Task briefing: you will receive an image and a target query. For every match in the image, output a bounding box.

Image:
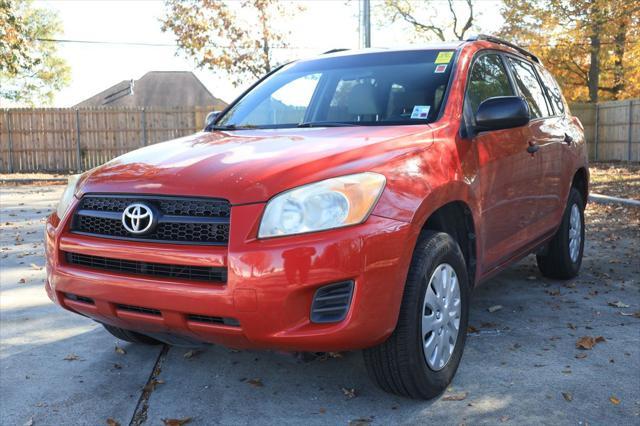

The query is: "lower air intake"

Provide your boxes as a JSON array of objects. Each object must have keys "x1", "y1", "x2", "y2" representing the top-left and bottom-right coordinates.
[{"x1": 310, "y1": 281, "x2": 354, "y2": 324}]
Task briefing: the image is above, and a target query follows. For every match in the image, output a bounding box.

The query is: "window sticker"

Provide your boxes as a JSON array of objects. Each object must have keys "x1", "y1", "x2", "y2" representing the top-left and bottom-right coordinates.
[
  {"x1": 434, "y1": 64, "x2": 447, "y2": 73},
  {"x1": 435, "y1": 51, "x2": 454, "y2": 64},
  {"x1": 410, "y1": 105, "x2": 431, "y2": 119}
]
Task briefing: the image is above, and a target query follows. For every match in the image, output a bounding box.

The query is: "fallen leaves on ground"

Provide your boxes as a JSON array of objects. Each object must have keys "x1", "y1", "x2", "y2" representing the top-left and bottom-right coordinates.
[
  {"x1": 114, "y1": 346, "x2": 126, "y2": 355},
  {"x1": 487, "y1": 305, "x2": 503, "y2": 313},
  {"x1": 161, "y1": 418, "x2": 192, "y2": 426},
  {"x1": 106, "y1": 419, "x2": 120, "y2": 426},
  {"x1": 576, "y1": 336, "x2": 606, "y2": 350},
  {"x1": 247, "y1": 378, "x2": 263, "y2": 388},
  {"x1": 608, "y1": 301, "x2": 630, "y2": 308},
  {"x1": 63, "y1": 354, "x2": 80, "y2": 361},
  {"x1": 341, "y1": 387, "x2": 357, "y2": 399},
  {"x1": 442, "y1": 392, "x2": 468, "y2": 401},
  {"x1": 562, "y1": 392, "x2": 573, "y2": 402},
  {"x1": 609, "y1": 395, "x2": 621, "y2": 405}
]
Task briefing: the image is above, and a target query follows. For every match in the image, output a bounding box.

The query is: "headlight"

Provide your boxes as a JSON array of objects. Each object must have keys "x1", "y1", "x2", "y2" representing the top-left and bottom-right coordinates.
[
  {"x1": 258, "y1": 172, "x2": 386, "y2": 238},
  {"x1": 56, "y1": 174, "x2": 81, "y2": 219}
]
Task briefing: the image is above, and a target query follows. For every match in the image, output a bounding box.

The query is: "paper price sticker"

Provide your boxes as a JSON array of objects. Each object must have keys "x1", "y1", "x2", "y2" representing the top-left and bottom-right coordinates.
[{"x1": 435, "y1": 51, "x2": 454, "y2": 64}]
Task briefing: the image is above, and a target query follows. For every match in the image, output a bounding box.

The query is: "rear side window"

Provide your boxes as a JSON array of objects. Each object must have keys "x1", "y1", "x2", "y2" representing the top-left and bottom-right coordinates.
[
  {"x1": 537, "y1": 66, "x2": 566, "y2": 115},
  {"x1": 466, "y1": 54, "x2": 514, "y2": 114},
  {"x1": 508, "y1": 58, "x2": 552, "y2": 118}
]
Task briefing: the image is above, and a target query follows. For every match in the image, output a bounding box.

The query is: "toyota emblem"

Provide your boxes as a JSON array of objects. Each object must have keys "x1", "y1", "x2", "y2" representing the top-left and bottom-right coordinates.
[{"x1": 122, "y1": 203, "x2": 155, "y2": 235}]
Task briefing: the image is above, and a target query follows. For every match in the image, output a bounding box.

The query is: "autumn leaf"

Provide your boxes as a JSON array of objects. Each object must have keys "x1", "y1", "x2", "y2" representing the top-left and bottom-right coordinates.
[
  {"x1": 575, "y1": 353, "x2": 587, "y2": 359},
  {"x1": 609, "y1": 396, "x2": 621, "y2": 405},
  {"x1": 183, "y1": 350, "x2": 201, "y2": 359},
  {"x1": 608, "y1": 301, "x2": 630, "y2": 308},
  {"x1": 114, "y1": 346, "x2": 126, "y2": 355},
  {"x1": 341, "y1": 387, "x2": 357, "y2": 399},
  {"x1": 620, "y1": 311, "x2": 640, "y2": 318},
  {"x1": 348, "y1": 417, "x2": 373, "y2": 426},
  {"x1": 576, "y1": 336, "x2": 606, "y2": 350},
  {"x1": 63, "y1": 354, "x2": 80, "y2": 361},
  {"x1": 161, "y1": 418, "x2": 192, "y2": 426},
  {"x1": 106, "y1": 419, "x2": 120, "y2": 426},
  {"x1": 18, "y1": 278, "x2": 26, "y2": 284},
  {"x1": 442, "y1": 391, "x2": 468, "y2": 401},
  {"x1": 467, "y1": 325, "x2": 479, "y2": 333},
  {"x1": 144, "y1": 379, "x2": 165, "y2": 392},
  {"x1": 562, "y1": 392, "x2": 573, "y2": 401},
  {"x1": 247, "y1": 378, "x2": 263, "y2": 388}
]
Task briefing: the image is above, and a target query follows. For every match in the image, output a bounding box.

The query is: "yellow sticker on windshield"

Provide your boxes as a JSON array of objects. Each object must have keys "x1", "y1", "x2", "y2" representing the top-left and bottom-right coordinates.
[{"x1": 435, "y1": 51, "x2": 454, "y2": 64}]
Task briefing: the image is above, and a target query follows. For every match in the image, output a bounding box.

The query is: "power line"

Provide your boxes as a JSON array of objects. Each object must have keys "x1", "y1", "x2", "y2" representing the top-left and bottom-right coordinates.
[
  {"x1": 37, "y1": 37, "x2": 638, "y2": 49},
  {"x1": 35, "y1": 38, "x2": 329, "y2": 50}
]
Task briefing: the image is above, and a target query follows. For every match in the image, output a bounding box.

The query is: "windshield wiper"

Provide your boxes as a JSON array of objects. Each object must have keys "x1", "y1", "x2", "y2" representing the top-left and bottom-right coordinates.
[
  {"x1": 210, "y1": 124, "x2": 239, "y2": 131},
  {"x1": 297, "y1": 121, "x2": 361, "y2": 128}
]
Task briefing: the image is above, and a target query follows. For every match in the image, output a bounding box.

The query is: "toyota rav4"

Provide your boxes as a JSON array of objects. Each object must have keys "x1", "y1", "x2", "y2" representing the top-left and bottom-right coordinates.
[{"x1": 46, "y1": 35, "x2": 588, "y2": 399}]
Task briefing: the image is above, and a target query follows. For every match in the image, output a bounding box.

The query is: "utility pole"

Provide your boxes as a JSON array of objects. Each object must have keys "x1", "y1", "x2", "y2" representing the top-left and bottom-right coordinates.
[{"x1": 360, "y1": 0, "x2": 371, "y2": 48}]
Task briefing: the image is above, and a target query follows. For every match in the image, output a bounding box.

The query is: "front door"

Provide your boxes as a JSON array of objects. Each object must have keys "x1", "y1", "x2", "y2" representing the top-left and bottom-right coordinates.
[{"x1": 464, "y1": 52, "x2": 542, "y2": 272}]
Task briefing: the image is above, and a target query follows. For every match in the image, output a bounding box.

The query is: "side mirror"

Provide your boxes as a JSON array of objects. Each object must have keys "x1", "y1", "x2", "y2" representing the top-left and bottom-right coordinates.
[
  {"x1": 205, "y1": 111, "x2": 221, "y2": 129},
  {"x1": 474, "y1": 96, "x2": 530, "y2": 133}
]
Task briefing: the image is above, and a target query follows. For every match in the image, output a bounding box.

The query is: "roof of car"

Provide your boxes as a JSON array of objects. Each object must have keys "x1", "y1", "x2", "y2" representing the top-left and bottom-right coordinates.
[{"x1": 314, "y1": 36, "x2": 539, "y2": 64}]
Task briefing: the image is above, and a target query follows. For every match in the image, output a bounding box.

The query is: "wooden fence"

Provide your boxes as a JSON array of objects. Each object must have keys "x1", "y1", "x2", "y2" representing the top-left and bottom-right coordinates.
[
  {"x1": 1, "y1": 100, "x2": 638, "y2": 173},
  {"x1": 570, "y1": 99, "x2": 640, "y2": 162},
  {"x1": 0, "y1": 106, "x2": 215, "y2": 173}
]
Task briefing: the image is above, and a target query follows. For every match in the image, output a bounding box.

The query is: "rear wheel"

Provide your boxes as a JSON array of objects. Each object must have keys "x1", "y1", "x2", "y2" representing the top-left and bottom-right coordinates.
[
  {"x1": 363, "y1": 231, "x2": 470, "y2": 399},
  {"x1": 537, "y1": 188, "x2": 585, "y2": 279},
  {"x1": 102, "y1": 324, "x2": 162, "y2": 345}
]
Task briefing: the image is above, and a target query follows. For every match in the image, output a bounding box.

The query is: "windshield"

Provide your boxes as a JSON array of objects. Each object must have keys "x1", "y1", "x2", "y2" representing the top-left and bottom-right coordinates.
[{"x1": 214, "y1": 49, "x2": 456, "y2": 129}]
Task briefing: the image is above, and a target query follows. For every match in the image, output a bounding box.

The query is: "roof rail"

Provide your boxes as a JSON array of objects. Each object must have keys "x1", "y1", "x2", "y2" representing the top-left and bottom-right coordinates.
[
  {"x1": 322, "y1": 48, "x2": 350, "y2": 55},
  {"x1": 466, "y1": 34, "x2": 541, "y2": 64}
]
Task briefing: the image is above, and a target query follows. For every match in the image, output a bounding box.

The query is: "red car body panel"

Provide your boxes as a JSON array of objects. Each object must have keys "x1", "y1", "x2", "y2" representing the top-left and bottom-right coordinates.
[{"x1": 45, "y1": 40, "x2": 589, "y2": 351}]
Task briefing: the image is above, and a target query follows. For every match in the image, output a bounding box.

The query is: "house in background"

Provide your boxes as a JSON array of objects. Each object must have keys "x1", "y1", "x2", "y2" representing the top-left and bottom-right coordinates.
[{"x1": 73, "y1": 71, "x2": 227, "y2": 110}]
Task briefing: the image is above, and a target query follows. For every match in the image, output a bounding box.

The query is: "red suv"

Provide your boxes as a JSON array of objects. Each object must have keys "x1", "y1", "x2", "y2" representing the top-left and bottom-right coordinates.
[{"x1": 46, "y1": 35, "x2": 588, "y2": 399}]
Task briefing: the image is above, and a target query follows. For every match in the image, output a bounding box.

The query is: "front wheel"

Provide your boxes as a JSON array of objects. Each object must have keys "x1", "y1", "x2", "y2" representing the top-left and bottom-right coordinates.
[
  {"x1": 363, "y1": 231, "x2": 470, "y2": 399},
  {"x1": 536, "y1": 188, "x2": 585, "y2": 279}
]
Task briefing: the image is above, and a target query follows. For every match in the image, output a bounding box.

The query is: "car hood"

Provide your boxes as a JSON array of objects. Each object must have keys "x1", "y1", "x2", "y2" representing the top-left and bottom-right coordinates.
[{"x1": 78, "y1": 126, "x2": 433, "y2": 204}]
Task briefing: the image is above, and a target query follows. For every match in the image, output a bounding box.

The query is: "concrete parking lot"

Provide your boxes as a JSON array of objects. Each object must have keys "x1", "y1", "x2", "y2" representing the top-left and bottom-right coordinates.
[{"x1": 1, "y1": 185, "x2": 638, "y2": 426}]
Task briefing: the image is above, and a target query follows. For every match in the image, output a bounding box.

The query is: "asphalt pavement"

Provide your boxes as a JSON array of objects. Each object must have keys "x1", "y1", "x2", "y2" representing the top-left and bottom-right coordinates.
[{"x1": 1, "y1": 185, "x2": 638, "y2": 426}]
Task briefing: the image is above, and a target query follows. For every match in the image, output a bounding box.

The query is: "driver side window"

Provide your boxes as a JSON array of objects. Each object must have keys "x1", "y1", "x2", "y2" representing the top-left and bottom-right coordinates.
[{"x1": 466, "y1": 54, "x2": 514, "y2": 115}]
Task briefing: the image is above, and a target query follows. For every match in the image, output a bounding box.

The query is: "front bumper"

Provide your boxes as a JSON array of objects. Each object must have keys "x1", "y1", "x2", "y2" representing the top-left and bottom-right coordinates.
[{"x1": 45, "y1": 202, "x2": 415, "y2": 351}]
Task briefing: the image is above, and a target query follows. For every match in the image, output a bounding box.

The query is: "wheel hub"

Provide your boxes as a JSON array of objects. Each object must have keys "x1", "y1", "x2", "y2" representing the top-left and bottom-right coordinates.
[
  {"x1": 421, "y1": 263, "x2": 461, "y2": 371},
  {"x1": 569, "y1": 203, "x2": 581, "y2": 263}
]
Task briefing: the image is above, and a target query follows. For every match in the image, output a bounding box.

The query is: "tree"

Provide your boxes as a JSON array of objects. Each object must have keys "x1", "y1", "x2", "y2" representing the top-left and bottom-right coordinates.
[
  {"x1": 0, "y1": 0, "x2": 70, "y2": 106},
  {"x1": 161, "y1": 0, "x2": 300, "y2": 87},
  {"x1": 382, "y1": 0, "x2": 475, "y2": 41},
  {"x1": 499, "y1": 0, "x2": 640, "y2": 102}
]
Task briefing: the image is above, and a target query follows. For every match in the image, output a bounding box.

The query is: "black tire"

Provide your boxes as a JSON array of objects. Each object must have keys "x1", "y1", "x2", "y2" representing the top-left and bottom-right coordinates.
[
  {"x1": 363, "y1": 231, "x2": 470, "y2": 399},
  {"x1": 102, "y1": 324, "x2": 162, "y2": 345},
  {"x1": 536, "y1": 188, "x2": 585, "y2": 279}
]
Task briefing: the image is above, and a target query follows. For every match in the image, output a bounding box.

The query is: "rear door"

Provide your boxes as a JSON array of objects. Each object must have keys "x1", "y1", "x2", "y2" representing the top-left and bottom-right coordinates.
[
  {"x1": 506, "y1": 57, "x2": 564, "y2": 234},
  {"x1": 464, "y1": 52, "x2": 539, "y2": 271},
  {"x1": 537, "y1": 65, "x2": 576, "y2": 220}
]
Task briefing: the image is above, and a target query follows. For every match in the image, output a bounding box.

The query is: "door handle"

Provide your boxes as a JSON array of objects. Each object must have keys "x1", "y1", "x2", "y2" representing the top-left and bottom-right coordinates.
[
  {"x1": 564, "y1": 133, "x2": 574, "y2": 145},
  {"x1": 527, "y1": 141, "x2": 539, "y2": 154}
]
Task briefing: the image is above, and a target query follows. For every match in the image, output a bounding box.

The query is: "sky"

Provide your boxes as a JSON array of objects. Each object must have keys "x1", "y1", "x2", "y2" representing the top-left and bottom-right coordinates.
[{"x1": 37, "y1": 0, "x2": 504, "y2": 107}]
